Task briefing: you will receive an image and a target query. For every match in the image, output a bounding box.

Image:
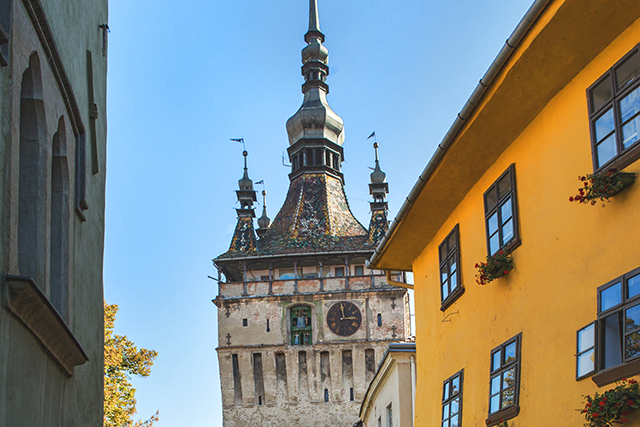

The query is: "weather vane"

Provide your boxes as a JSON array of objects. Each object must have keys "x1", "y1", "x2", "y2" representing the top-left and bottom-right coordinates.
[{"x1": 230, "y1": 137, "x2": 246, "y2": 151}]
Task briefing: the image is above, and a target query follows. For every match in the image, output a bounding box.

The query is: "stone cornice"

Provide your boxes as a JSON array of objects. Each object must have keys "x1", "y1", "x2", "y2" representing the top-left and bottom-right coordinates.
[{"x1": 3, "y1": 274, "x2": 89, "y2": 376}]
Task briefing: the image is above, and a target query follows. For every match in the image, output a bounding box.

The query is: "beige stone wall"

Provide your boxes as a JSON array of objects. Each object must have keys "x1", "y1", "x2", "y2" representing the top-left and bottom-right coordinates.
[
  {"x1": 215, "y1": 274, "x2": 408, "y2": 426},
  {"x1": 361, "y1": 350, "x2": 415, "y2": 427}
]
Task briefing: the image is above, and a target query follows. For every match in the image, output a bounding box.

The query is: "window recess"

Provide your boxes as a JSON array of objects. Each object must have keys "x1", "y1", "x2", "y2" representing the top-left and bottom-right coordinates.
[
  {"x1": 588, "y1": 266, "x2": 640, "y2": 386},
  {"x1": 442, "y1": 370, "x2": 463, "y2": 427},
  {"x1": 484, "y1": 165, "x2": 520, "y2": 256},
  {"x1": 439, "y1": 225, "x2": 464, "y2": 310},
  {"x1": 487, "y1": 333, "x2": 521, "y2": 425},
  {"x1": 588, "y1": 44, "x2": 640, "y2": 172}
]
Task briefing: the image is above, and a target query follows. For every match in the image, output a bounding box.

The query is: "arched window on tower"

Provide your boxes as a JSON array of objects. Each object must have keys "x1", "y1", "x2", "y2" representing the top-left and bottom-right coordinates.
[
  {"x1": 291, "y1": 305, "x2": 312, "y2": 345},
  {"x1": 50, "y1": 117, "x2": 70, "y2": 321},
  {"x1": 18, "y1": 52, "x2": 47, "y2": 287}
]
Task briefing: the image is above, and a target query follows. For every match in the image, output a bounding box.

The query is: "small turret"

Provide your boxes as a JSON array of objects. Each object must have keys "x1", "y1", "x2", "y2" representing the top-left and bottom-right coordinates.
[
  {"x1": 368, "y1": 142, "x2": 389, "y2": 244},
  {"x1": 228, "y1": 150, "x2": 258, "y2": 254},
  {"x1": 257, "y1": 190, "x2": 271, "y2": 238}
]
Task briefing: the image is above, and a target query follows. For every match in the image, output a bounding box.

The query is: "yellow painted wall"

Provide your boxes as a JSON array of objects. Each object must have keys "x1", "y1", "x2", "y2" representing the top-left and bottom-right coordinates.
[{"x1": 412, "y1": 14, "x2": 640, "y2": 427}]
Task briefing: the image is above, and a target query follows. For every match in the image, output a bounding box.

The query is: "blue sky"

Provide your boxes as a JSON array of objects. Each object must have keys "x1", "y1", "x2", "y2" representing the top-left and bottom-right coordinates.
[{"x1": 104, "y1": 0, "x2": 535, "y2": 425}]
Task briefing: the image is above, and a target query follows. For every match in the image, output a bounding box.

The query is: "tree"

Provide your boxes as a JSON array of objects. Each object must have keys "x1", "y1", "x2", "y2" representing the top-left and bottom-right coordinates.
[{"x1": 104, "y1": 302, "x2": 159, "y2": 427}]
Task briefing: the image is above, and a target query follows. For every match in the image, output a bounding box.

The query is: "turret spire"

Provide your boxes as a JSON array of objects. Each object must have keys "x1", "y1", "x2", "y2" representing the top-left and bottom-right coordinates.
[
  {"x1": 368, "y1": 142, "x2": 390, "y2": 244},
  {"x1": 228, "y1": 150, "x2": 258, "y2": 254},
  {"x1": 257, "y1": 189, "x2": 271, "y2": 238}
]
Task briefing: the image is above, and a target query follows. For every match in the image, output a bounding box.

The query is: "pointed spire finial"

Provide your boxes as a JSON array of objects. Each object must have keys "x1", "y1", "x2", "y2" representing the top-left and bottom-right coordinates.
[
  {"x1": 309, "y1": 0, "x2": 320, "y2": 33},
  {"x1": 257, "y1": 189, "x2": 271, "y2": 237},
  {"x1": 370, "y1": 142, "x2": 386, "y2": 184}
]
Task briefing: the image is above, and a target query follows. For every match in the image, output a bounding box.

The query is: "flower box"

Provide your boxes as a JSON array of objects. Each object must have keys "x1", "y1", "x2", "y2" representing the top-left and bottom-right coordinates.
[
  {"x1": 580, "y1": 378, "x2": 640, "y2": 426},
  {"x1": 476, "y1": 252, "x2": 514, "y2": 285},
  {"x1": 570, "y1": 169, "x2": 636, "y2": 206}
]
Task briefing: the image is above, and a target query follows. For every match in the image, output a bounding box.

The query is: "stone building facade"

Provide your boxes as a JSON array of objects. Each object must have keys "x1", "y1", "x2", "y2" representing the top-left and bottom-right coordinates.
[
  {"x1": 212, "y1": 1, "x2": 410, "y2": 426},
  {"x1": 0, "y1": 0, "x2": 108, "y2": 425}
]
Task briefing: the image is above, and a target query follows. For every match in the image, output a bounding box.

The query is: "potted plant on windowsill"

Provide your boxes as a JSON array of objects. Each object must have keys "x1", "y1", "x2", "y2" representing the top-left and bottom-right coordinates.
[
  {"x1": 579, "y1": 378, "x2": 640, "y2": 427},
  {"x1": 569, "y1": 169, "x2": 636, "y2": 206},
  {"x1": 475, "y1": 251, "x2": 514, "y2": 285}
]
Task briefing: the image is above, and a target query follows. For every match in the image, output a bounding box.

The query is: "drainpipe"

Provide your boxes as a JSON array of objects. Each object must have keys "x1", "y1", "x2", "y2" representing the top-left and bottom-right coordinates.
[{"x1": 385, "y1": 270, "x2": 414, "y2": 290}]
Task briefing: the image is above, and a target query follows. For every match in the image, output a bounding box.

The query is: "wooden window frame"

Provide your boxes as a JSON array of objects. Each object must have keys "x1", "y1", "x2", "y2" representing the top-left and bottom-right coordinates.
[
  {"x1": 483, "y1": 164, "x2": 520, "y2": 257},
  {"x1": 591, "y1": 266, "x2": 640, "y2": 386},
  {"x1": 576, "y1": 321, "x2": 597, "y2": 381},
  {"x1": 486, "y1": 333, "x2": 521, "y2": 426},
  {"x1": 587, "y1": 43, "x2": 640, "y2": 173},
  {"x1": 442, "y1": 369, "x2": 463, "y2": 427},
  {"x1": 439, "y1": 225, "x2": 464, "y2": 311}
]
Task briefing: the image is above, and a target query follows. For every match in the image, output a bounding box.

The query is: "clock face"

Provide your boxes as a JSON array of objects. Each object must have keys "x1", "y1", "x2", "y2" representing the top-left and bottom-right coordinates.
[{"x1": 326, "y1": 301, "x2": 362, "y2": 336}]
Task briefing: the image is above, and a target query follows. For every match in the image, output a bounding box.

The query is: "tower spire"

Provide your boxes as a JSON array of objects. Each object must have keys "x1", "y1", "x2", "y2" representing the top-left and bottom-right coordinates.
[{"x1": 286, "y1": 0, "x2": 344, "y2": 158}]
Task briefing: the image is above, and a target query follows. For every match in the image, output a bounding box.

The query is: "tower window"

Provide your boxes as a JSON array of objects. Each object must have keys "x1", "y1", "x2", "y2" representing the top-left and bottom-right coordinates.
[
  {"x1": 291, "y1": 305, "x2": 312, "y2": 345},
  {"x1": 377, "y1": 314, "x2": 382, "y2": 327},
  {"x1": 243, "y1": 319, "x2": 248, "y2": 327},
  {"x1": 324, "y1": 388, "x2": 329, "y2": 402},
  {"x1": 350, "y1": 387, "x2": 354, "y2": 401}
]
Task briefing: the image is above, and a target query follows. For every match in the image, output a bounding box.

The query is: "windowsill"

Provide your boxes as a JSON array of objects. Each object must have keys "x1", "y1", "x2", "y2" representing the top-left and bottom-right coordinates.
[
  {"x1": 2, "y1": 274, "x2": 88, "y2": 376},
  {"x1": 502, "y1": 237, "x2": 521, "y2": 256},
  {"x1": 592, "y1": 358, "x2": 640, "y2": 387},
  {"x1": 596, "y1": 145, "x2": 640, "y2": 175},
  {"x1": 440, "y1": 287, "x2": 465, "y2": 312},
  {"x1": 486, "y1": 405, "x2": 519, "y2": 426}
]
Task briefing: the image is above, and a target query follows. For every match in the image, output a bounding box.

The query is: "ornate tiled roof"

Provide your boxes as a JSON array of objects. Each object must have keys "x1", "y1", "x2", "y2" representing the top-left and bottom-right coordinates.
[
  {"x1": 222, "y1": 216, "x2": 258, "y2": 257},
  {"x1": 368, "y1": 210, "x2": 389, "y2": 245},
  {"x1": 257, "y1": 173, "x2": 370, "y2": 255},
  {"x1": 218, "y1": 173, "x2": 372, "y2": 259}
]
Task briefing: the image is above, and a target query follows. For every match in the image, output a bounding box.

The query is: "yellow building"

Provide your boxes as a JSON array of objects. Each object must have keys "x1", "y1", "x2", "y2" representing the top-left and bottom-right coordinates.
[{"x1": 369, "y1": 0, "x2": 640, "y2": 425}]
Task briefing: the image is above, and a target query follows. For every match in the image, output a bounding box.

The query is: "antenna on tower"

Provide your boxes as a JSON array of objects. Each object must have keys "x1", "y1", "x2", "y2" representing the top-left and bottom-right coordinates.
[{"x1": 281, "y1": 152, "x2": 291, "y2": 167}]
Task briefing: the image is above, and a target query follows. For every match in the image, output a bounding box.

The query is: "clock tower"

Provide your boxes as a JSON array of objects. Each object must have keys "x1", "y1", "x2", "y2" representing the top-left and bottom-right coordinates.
[{"x1": 212, "y1": 2, "x2": 410, "y2": 426}]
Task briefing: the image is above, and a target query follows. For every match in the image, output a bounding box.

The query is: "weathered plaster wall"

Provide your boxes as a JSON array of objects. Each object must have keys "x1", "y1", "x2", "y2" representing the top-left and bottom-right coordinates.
[
  {"x1": 0, "y1": 0, "x2": 108, "y2": 425},
  {"x1": 215, "y1": 274, "x2": 408, "y2": 426}
]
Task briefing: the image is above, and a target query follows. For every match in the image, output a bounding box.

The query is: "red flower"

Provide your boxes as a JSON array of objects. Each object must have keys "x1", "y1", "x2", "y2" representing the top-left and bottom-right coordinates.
[
  {"x1": 626, "y1": 400, "x2": 635, "y2": 405},
  {"x1": 593, "y1": 412, "x2": 600, "y2": 417},
  {"x1": 599, "y1": 401, "x2": 606, "y2": 406},
  {"x1": 586, "y1": 403, "x2": 592, "y2": 408},
  {"x1": 569, "y1": 196, "x2": 574, "y2": 201},
  {"x1": 629, "y1": 379, "x2": 637, "y2": 384},
  {"x1": 499, "y1": 251, "x2": 504, "y2": 255},
  {"x1": 504, "y1": 271, "x2": 509, "y2": 275}
]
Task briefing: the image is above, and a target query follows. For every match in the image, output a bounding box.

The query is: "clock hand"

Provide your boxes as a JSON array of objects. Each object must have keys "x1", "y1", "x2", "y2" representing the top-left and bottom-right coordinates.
[
  {"x1": 340, "y1": 303, "x2": 345, "y2": 318},
  {"x1": 342, "y1": 316, "x2": 357, "y2": 320}
]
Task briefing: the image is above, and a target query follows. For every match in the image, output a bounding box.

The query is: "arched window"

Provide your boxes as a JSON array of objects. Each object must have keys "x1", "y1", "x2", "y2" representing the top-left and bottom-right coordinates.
[
  {"x1": 50, "y1": 117, "x2": 70, "y2": 320},
  {"x1": 291, "y1": 305, "x2": 311, "y2": 345},
  {"x1": 18, "y1": 52, "x2": 47, "y2": 287}
]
